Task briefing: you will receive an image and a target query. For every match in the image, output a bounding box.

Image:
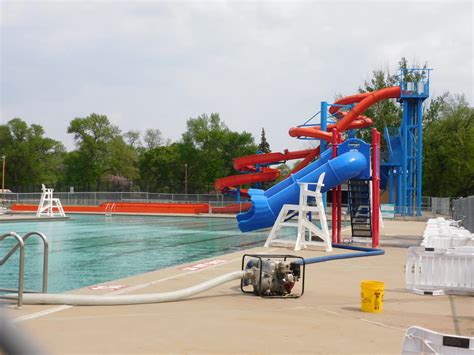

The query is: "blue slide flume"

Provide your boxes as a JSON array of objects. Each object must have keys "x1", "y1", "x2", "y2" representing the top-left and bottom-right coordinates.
[{"x1": 237, "y1": 145, "x2": 369, "y2": 232}]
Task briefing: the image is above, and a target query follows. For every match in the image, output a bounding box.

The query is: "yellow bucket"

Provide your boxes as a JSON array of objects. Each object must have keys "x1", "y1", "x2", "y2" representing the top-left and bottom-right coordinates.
[{"x1": 360, "y1": 280, "x2": 384, "y2": 313}]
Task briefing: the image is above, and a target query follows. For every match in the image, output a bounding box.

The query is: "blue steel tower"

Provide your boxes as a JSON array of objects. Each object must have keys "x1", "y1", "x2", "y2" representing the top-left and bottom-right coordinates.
[{"x1": 384, "y1": 68, "x2": 431, "y2": 217}]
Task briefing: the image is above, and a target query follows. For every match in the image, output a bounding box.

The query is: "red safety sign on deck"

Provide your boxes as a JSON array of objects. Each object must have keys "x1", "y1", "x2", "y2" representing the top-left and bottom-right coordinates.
[
  {"x1": 181, "y1": 259, "x2": 228, "y2": 271},
  {"x1": 89, "y1": 284, "x2": 128, "y2": 291}
]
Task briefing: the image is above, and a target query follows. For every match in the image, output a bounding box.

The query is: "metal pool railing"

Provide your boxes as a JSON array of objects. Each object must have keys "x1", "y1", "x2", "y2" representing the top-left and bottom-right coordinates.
[{"x1": 0, "y1": 232, "x2": 49, "y2": 308}]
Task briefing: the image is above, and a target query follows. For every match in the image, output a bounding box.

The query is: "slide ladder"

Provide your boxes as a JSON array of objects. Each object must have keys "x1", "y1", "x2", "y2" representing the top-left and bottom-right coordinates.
[
  {"x1": 264, "y1": 173, "x2": 331, "y2": 252},
  {"x1": 348, "y1": 179, "x2": 372, "y2": 242}
]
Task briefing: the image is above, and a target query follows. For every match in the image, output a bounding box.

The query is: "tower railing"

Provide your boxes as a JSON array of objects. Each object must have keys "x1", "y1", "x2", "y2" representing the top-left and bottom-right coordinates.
[{"x1": 399, "y1": 68, "x2": 431, "y2": 98}]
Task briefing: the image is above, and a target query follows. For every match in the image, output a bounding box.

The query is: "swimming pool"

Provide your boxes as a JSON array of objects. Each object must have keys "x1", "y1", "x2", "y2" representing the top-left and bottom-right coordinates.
[{"x1": 0, "y1": 215, "x2": 287, "y2": 293}]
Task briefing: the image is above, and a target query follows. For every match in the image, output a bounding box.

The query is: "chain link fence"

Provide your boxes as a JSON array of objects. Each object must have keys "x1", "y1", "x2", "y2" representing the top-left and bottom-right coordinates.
[
  {"x1": 2, "y1": 190, "x2": 469, "y2": 220},
  {"x1": 431, "y1": 197, "x2": 451, "y2": 216},
  {"x1": 1, "y1": 191, "x2": 239, "y2": 208},
  {"x1": 452, "y1": 196, "x2": 474, "y2": 232}
]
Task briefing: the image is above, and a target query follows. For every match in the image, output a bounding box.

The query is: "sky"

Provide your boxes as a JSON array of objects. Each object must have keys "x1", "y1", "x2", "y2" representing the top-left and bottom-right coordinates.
[{"x1": 1, "y1": 1, "x2": 473, "y2": 152}]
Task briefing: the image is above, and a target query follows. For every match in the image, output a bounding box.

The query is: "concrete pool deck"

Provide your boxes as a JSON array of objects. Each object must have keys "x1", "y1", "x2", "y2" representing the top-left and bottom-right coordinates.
[
  {"x1": 0, "y1": 213, "x2": 70, "y2": 223},
  {"x1": 3, "y1": 220, "x2": 473, "y2": 354}
]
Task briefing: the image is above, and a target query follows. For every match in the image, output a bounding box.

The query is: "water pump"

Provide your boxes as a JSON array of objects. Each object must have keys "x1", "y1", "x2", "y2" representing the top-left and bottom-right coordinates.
[{"x1": 241, "y1": 254, "x2": 305, "y2": 298}]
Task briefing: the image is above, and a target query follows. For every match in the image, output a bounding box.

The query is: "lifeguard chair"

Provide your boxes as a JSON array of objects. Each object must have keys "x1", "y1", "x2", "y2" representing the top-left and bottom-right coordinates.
[
  {"x1": 264, "y1": 173, "x2": 331, "y2": 252},
  {"x1": 36, "y1": 184, "x2": 66, "y2": 217}
]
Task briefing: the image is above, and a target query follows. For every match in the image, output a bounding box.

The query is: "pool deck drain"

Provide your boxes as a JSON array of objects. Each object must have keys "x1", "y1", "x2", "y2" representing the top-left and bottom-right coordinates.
[{"x1": 3, "y1": 220, "x2": 473, "y2": 354}]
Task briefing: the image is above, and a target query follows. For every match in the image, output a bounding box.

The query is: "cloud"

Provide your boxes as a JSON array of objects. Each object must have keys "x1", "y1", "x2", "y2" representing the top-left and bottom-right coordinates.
[{"x1": 1, "y1": 1, "x2": 472, "y2": 152}]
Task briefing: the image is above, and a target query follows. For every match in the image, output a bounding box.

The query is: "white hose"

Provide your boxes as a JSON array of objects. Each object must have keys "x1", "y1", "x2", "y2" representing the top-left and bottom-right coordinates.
[{"x1": 5, "y1": 270, "x2": 247, "y2": 306}]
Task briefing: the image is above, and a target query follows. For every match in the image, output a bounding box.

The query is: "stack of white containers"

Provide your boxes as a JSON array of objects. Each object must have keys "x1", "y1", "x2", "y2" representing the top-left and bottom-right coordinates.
[
  {"x1": 422, "y1": 217, "x2": 473, "y2": 248},
  {"x1": 405, "y1": 217, "x2": 474, "y2": 295}
]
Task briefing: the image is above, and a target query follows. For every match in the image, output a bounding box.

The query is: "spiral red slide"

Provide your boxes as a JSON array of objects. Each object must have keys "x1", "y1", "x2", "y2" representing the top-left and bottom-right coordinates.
[
  {"x1": 215, "y1": 86, "x2": 401, "y2": 199},
  {"x1": 214, "y1": 149, "x2": 316, "y2": 197}
]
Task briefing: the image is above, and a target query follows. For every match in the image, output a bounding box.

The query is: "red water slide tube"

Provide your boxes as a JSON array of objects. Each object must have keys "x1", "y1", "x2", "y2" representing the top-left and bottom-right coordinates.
[
  {"x1": 214, "y1": 148, "x2": 316, "y2": 196},
  {"x1": 334, "y1": 87, "x2": 401, "y2": 131},
  {"x1": 289, "y1": 87, "x2": 401, "y2": 140}
]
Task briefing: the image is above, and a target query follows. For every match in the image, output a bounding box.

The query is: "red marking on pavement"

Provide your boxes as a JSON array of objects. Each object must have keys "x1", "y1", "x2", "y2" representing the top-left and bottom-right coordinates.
[{"x1": 180, "y1": 259, "x2": 228, "y2": 271}]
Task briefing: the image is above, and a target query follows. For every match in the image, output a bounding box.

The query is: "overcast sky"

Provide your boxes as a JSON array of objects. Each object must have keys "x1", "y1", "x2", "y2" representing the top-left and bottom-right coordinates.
[{"x1": 1, "y1": 1, "x2": 472, "y2": 152}]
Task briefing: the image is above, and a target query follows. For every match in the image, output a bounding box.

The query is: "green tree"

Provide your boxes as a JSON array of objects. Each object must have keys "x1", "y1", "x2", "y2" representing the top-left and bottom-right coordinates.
[
  {"x1": 0, "y1": 118, "x2": 65, "y2": 190},
  {"x1": 143, "y1": 128, "x2": 163, "y2": 149},
  {"x1": 64, "y1": 113, "x2": 138, "y2": 188},
  {"x1": 139, "y1": 113, "x2": 257, "y2": 193},
  {"x1": 182, "y1": 113, "x2": 256, "y2": 192},
  {"x1": 124, "y1": 130, "x2": 142, "y2": 149},
  {"x1": 138, "y1": 144, "x2": 182, "y2": 192},
  {"x1": 422, "y1": 94, "x2": 473, "y2": 197},
  {"x1": 258, "y1": 128, "x2": 271, "y2": 153}
]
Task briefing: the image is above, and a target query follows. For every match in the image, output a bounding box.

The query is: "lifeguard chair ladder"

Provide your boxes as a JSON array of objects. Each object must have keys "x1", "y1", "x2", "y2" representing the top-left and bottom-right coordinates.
[
  {"x1": 264, "y1": 173, "x2": 331, "y2": 252},
  {"x1": 36, "y1": 184, "x2": 66, "y2": 217}
]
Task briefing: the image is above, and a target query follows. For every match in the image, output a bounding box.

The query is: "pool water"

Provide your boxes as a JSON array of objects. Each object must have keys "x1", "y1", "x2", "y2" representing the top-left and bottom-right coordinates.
[{"x1": 0, "y1": 215, "x2": 289, "y2": 293}]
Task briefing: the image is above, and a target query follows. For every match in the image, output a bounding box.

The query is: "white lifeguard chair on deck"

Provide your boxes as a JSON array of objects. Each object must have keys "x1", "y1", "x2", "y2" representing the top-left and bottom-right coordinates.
[
  {"x1": 36, "y1": 184, "x2": 66, "y2": 217},
  {"x1": 264, "y1": 172, "x2": 331, "y2": 252}
]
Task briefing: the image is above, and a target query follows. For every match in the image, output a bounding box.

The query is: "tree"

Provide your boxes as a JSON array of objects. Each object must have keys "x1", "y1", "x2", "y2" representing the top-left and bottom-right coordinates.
[
  {"x1": 422, "y1": 93, "x2": 473, "y2": 197},
  {"x1": 181, "y1": 113, "x2": 256, "y2": 192},
  {"x1": 0, "y1": 118, "x2": 65, "y2": 190},
  {"x1": 258, "y1": 128, "x2": 271, "y2": 153},
  {"x1": 124, "y1": 130, "x2": 142, "y2": 149},
  {"x1": 139, "y1": 144, "x2": 182, "y2": 192},
  {"x1": 138, "y1": 113, "x2": 257, "y2": 193},
  {"x1": 143, "y1": 128, "x2": 163, "y2": 149},
  {"x1": 64, "y1": 113, "x2": 138, "y2": 188}
]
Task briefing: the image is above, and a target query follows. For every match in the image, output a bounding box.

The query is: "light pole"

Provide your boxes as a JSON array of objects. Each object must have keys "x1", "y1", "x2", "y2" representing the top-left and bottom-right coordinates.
[
  {"x1": 1, "y1": 155, "x2": 5, "y2": 194},
  {"x1": 184, "y1": 163, "x2": 188, "y2": 195}
]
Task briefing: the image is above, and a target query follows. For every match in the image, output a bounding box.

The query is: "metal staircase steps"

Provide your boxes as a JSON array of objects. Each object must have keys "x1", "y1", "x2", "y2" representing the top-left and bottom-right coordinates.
[{"x1": 348, "y1": 179, "x2": 372, "y2": 240}]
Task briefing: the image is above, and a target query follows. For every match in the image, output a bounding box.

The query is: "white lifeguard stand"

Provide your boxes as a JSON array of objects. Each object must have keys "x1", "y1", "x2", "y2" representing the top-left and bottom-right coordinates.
[
  {"x1": 36, "y1": 184, "x2": 66, "y2": 217},
  {"x1": 264, "y1": 173, "x2": 331, "y2": 252}
]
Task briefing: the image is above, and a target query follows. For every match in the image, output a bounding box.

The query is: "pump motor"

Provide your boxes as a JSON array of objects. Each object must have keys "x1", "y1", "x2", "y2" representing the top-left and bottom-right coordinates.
[{"x1": 241, "y1": 254, "x2": 305, "y2": 298}]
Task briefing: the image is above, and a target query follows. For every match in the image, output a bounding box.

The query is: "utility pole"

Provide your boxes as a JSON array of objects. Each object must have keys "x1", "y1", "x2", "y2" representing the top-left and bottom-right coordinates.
[
  {"x1": 184, "y1": 163, "x2": 188, "y2": 195},
  {"x1": 1, "y1": 155, "x2": 5, "y2": 193}
]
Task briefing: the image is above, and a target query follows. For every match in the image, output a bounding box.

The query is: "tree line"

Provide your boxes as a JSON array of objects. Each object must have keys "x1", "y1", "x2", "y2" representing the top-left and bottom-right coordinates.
[
  {"x1": 0, "y1": 113, "x2": 257, "y2": 193},
  {"x1": 1, "y1": 61, "x2": 472, "y2": 197}
]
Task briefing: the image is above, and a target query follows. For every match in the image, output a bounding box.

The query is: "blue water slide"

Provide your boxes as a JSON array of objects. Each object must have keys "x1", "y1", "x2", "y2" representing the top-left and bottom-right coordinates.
[{"x1": 237, "y1": 149, "x2": 369, "y2": 232}]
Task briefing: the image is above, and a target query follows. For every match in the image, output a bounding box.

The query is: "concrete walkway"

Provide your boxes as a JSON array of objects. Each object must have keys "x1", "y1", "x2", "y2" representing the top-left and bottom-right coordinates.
[
  {"x1": 0, "y1": 213, "x2": 70, "y2": 223},
  {"x1": 3, "y1": 220, "x2": 473, "y2": 354}
]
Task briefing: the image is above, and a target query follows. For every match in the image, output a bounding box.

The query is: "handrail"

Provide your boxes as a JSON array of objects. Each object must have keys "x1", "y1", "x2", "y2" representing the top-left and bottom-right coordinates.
[
  {"x1": 0, "y1": 232, "x2": 25, "y2": 308},
  {"x1": 0, "y1": 232, "x2": 49, "y2": 308},
  {"x1": 23, "y1": 232, "x2": 49, "y2": 293}
]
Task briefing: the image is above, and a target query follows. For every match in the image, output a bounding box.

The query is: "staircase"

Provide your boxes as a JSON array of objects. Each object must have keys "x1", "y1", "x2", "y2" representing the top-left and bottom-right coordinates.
[{"x1": 348, "y1": 179, "x2": 372, "y2": 242}]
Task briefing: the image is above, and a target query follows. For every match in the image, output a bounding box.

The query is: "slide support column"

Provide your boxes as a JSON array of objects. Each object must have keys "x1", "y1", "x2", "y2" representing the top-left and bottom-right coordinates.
[
  {"x1": 331, "y1": 128, "x2": 338, "y2": 244},
  {"x1": 401, "y1": 101, "x2": 408, "y2": 216},
  {"x1": 337, "y1": 132, "x2": 343, "y2": 243},
  {"x1": 416, "y1": 99, "x2": 423, "y2": 217},
  {"x1": 321, "y1": 101, "x2": 328, "y2": 209},
  {"x1": 371, "y1": 128, "x2": 380, "y2": 248}
]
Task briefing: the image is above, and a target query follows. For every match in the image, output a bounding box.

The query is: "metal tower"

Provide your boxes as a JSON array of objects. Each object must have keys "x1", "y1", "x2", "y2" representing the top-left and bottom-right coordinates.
[{"x1": 385, "y1": 68, "x2": 431, "y2": 217}]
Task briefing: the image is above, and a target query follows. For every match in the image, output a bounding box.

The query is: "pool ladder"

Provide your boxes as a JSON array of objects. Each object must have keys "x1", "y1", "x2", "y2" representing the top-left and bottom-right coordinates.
[
  {"x1": 105, "y1": 203, "x2": 116, "y2": 217},
  {"x1": 0, "y1": 232, "x2": 49, "y2": 308}
]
